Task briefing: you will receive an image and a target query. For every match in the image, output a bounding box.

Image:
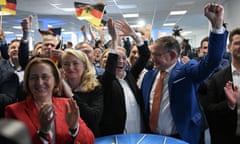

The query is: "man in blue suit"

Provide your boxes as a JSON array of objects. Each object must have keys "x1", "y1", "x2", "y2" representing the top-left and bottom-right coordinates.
[{"x1": 141, "y1": 3, "x2": 227, "y2": 144}]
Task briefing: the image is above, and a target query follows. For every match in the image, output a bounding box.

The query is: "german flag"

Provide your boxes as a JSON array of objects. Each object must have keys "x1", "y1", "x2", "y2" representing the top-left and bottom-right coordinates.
[
  {"x1": 74, "y1": 1, "x2": 105, "y2": 29},
  {"x1": 38, "y1": 27, "x2": 62, "y2": 37},
  {"x1": 2, "y1": 0, "x2": 16, "y2": 15},
  {"x1": 0, "y1": 0, "x2": 6, "y2": 5}
]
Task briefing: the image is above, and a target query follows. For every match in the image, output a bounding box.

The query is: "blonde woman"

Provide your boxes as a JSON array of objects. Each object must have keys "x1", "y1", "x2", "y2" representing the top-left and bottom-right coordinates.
[
  {"x1": 99, "y1": 19, "x2": 150, "y2": 136},
  {"x1": 61, "y1": 49, "x2": 103, "y2": 137}
]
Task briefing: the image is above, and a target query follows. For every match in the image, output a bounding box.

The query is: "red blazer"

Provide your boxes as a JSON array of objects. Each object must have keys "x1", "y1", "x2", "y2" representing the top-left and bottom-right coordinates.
[{"x1": 5, "y1": 96, "x2": 94, "y2": 144}]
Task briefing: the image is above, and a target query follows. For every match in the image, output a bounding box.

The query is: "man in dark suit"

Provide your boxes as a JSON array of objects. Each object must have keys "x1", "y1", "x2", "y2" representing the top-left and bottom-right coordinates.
[
  {"x1": 141, "y1": 3, "x2": 227, "y2": 144},
  {"x1": 0, "y1": 59, "x2": 19, "y2": 118},
  {"x1": 204, "y1": 28, "x2": 240, "y2": 144},
  {"x1": 0, "y1": 17, "x2": 32, "y2": 83}
]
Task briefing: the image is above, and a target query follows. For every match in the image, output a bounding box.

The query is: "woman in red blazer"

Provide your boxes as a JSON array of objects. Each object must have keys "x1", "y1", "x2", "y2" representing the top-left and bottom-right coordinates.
[{"x1": 5, "y1": 58, "x2": 94, "y2": 144}]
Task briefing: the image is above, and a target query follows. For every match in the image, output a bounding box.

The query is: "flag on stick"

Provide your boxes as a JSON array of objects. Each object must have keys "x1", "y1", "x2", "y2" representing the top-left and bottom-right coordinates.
[
  {"x1": 74, "y1": 1, "x2": 105, "y2": 29},
  {"x1": 38, "y1": 27, "x2": 62, "y2": 37},
  {"x1": 2, "y1": 0, "x2": 16, "y2": 15}
]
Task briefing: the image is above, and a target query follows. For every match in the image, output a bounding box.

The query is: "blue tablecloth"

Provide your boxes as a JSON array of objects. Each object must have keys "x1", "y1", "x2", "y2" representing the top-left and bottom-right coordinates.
[{"x1": 95, "y1": 133, "x2": 189, "y2": 144}]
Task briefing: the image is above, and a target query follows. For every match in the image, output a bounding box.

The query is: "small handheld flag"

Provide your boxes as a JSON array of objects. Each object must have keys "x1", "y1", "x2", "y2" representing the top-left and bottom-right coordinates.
[
  {"x1": 74, "y1": 1, "x2": 106, "y2": 29},
  {"x1": 1, "y1": 0, "x2": 16, "y2": 15},
  {"x1": 38, "y1": 27, "x2": 62, "y2": 37}
]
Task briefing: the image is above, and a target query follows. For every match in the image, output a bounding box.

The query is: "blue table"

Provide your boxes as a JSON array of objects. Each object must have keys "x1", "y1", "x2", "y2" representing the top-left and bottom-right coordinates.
[{"x1": 95, "y1": 133, "x2": 189, "y2": 144}]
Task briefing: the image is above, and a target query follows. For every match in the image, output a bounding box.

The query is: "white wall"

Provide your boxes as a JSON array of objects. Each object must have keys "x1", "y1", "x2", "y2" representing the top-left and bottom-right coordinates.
[
  {"x1": 186, "y1": 0, "x2": 238, "y2": 48},
  {"x1": 223, "y1": 0, "x2": 240, "y2": 32},
  {"x1": 185, "y1": 30, "x2": 209, "y2": 49}
]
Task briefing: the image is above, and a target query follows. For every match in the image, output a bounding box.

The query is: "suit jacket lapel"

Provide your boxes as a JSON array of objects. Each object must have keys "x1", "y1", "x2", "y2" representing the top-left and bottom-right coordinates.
[
  {"x1": 168, "y1": 62, "x2": 182, "y2": 94},
  {"x1": 25, "y1": 97, "x2": 41, "y2": 129},
  {"x1": 224, "y1": 66, "x2": 232, "y2": 82}
]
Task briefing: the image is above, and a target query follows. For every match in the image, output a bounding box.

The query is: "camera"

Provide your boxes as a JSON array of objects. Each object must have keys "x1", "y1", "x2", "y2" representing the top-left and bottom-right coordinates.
[{"x1": 172, "y1": 25, "x2": 182, "y2": 37}]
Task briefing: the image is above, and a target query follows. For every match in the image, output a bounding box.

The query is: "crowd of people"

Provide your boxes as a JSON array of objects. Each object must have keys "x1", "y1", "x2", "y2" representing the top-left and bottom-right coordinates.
[{"x1": 0, "y1": 2, "x2": 239, "y2": 144}]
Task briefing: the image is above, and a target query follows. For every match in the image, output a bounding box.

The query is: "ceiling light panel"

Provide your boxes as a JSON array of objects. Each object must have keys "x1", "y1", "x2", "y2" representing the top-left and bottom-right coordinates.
[
  {"x1": 163, "y1": 23, "x2": 176, "y2": 26},
  {"x1": 118, "y1": 4, "x2": 137, "y2": 9},
  {"x1": 170, "y1": 10, "x2": 187, "y2": 15},
  {"x1": 123, "y1": 13, "x2": 139, "y2": 18}
]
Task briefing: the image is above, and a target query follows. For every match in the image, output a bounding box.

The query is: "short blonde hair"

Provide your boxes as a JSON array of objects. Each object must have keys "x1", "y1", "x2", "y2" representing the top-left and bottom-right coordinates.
[
  {"x1": 100, "y1": 49, "x2": 110, "y2": 68},
  {"x1": 116, "y1": 46, "x2": 126, "y2": 54}
]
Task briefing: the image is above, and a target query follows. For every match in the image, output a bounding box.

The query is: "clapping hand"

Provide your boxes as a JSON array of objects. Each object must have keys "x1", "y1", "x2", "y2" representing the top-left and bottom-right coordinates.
[
  {"x1": 224, "y1": 81, "x2": 239, "y2": 108},
  {"x1": 65, "y1": 99, "x2": 80, "y2": 130},
  {"x1": 39, "y1": 103, "x2": 55, "y2": 133}
]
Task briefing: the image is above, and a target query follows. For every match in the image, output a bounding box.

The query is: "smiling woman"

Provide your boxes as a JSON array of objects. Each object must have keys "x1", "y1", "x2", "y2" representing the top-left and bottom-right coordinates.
[
  {"x1": 4, "y1": 58, "x2": 95, "y2": 144},
  {"x1": 99, "y1": 18, "x2": 151, "y2": 136},
  {"x1": 61, "y1": 49, "x2": 104, "y2": 137}
]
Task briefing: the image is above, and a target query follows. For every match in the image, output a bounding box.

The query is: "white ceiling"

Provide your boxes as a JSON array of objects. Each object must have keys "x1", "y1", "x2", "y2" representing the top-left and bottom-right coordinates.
[{"x1": 1, "y1": 0, "x2": 227, "y2": 40}]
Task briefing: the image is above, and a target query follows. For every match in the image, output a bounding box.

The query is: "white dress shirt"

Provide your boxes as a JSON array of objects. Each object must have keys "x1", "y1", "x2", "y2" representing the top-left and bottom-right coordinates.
[
  {"x1": 118, "y1": 72, "x2": 142, "y2": 134},
  {"x1": 232, "y1": 64, "x2": 240, "y2": 94},
  {"x1": 149, "y1": 63, "x2": 178, "y2": 135}
]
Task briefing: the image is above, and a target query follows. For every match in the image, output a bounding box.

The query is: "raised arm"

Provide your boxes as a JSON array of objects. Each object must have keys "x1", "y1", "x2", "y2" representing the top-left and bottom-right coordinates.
[
  {"x1": 115, "y1": 20, "x2": 150, "y2": 79},
  {"x1": 204, "y1": 3, "x2": 224, "y2": 30},
  {"x1": 98, "y1": 24, "x2": 105, "y2": 46},
  {"x1": 190, "y1": 3, "x2": 227, "y2": 82},
  {"x1": 81, "y1": 25, "x2": 89, "y2": 43},
  {"x1": 107, "y1": 18, "x2": 117, "y2": 49},
  {"x1": 89, "y1": 25, "x2": 96, "y2": 46},
  {"x1": 18, "y1": 16, "x2": 32, "y2": 70},
  {"x1": 0, "y1": 28, "x2": 9, "y2": 59},
  {"x1": 115, "y1": 20, "x2": 143, "y2": 45}
]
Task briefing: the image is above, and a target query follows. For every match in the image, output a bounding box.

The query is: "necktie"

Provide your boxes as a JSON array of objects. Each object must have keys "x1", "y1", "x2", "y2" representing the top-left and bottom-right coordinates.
[{"x1": 149, "y1": 71, "x2": 166, "y2": 131}]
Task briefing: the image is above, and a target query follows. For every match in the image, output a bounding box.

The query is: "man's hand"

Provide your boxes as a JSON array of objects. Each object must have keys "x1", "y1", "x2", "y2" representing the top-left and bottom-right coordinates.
[
  {"x1": 0, "y1": 28, "x2": 5, "y2": 41},
  {"x1": 224, "y1": 81, "x2": 239, "y2": 108},
  {"x1": 21, "y1": 16, "x2": 32, "y2": 40},
  {"x1": 181, "y1": 56, "x2": 190, "y2": 64},
  {"x1": 204, "y1": 3, "x2": 224, "y2": 29},
  {"x1": 21, "y1": 15, "x2": 32, "y2": 33}
]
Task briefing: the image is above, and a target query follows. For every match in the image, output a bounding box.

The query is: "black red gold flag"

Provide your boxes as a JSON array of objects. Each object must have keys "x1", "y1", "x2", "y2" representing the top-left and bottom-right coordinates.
[
  {"x1": 2, "y1": 0, "x2": 16, "y2": 15},
  {"x1": 74, "y1": 1, "x2": 105, "y2": 29}
]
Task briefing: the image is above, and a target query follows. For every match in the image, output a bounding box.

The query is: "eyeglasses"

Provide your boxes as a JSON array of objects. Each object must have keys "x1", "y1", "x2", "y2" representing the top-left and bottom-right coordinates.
[
  {"x1": 152, "y1": 51, "x2": 170, "y2": 57},
  {"x1": 29, "y1": 74, "x2": 53, "y2": 81}
]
